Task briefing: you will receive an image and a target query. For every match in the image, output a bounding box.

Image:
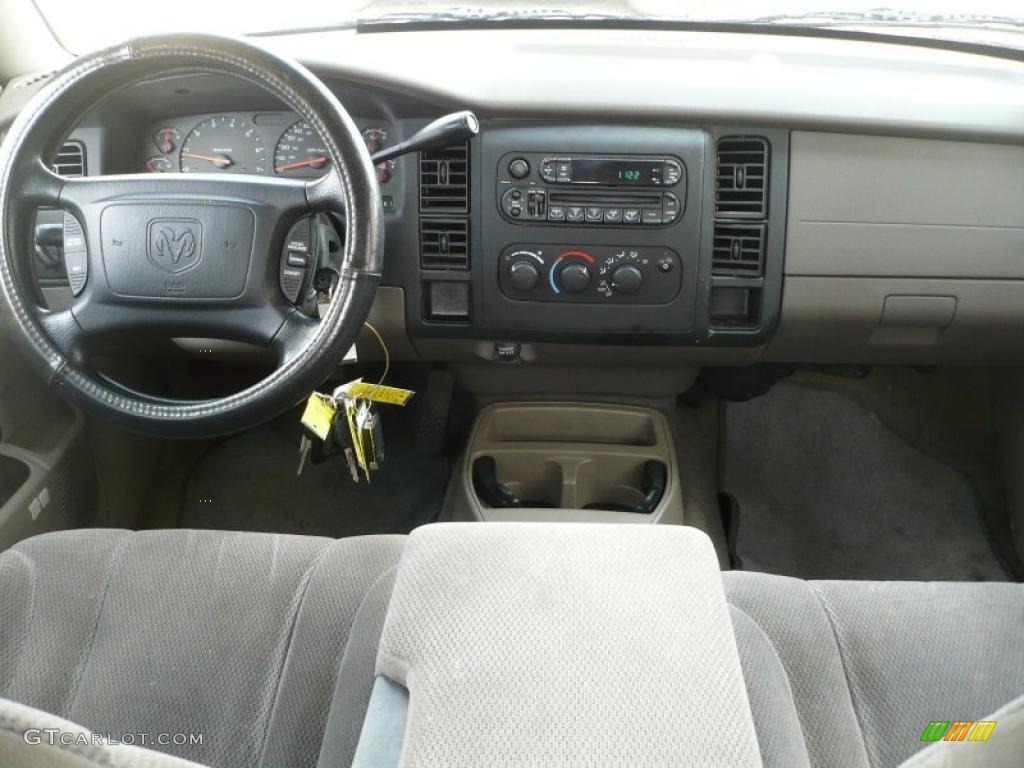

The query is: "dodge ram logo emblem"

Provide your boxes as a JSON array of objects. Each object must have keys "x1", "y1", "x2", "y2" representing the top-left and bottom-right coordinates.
[{"x1": 147, "y1": 219, "x2": 202, "y2": 274}]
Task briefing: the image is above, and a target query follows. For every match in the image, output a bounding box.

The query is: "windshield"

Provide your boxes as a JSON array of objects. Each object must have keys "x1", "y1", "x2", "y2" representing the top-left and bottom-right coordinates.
[{"x1": 34, "y1": 0, "x2": 1024, "y2": 54}]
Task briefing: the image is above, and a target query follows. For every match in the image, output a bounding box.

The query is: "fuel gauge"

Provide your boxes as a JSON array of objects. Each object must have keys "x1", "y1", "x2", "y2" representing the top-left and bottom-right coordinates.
[
  {"x1": 145, "y1": 155, "x2": 172, "y2": 173},
  {"x1": 153, "y1": 127, "x2": 181, "y2": 154}
]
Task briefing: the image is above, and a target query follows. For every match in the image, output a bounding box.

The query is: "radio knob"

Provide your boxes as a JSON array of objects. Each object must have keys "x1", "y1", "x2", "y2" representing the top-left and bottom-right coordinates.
[
  {"x1": 508, "y1": 158, "x2": 530, "y2": 179},
  {"x1": 610, "y1": 264, "x2": 643, "y2": 295},
  {"x1": 508, "y1": 260, "x2": 540, "y2": 292},
  {"x1": 559, "y1": 263, "x2": 591, "y2": 293}
]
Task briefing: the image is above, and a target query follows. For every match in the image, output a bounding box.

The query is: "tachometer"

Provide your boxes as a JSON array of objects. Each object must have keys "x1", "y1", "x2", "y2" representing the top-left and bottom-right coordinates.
[
  {"x1": 180, "y1": 116, "x2": 266, "y2": 174},
  {"x1": 273, "y1": 120, "x2": 329, "y2": 177}
]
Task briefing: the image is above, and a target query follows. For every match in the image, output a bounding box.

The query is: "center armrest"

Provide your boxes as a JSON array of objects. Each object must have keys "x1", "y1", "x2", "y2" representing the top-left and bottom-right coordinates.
[{"x1": 354, "y1": 522, "x2": 762, "y2": 767}]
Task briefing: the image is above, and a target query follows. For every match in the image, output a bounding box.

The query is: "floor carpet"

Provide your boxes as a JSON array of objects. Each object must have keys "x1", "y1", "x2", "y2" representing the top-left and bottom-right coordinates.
[
  {"x1": 179, "y1": 410, "x2": 447, "y2": 538},
  {"x1": 722, "y1": 380, "x2": 1008, "y2": 581}
]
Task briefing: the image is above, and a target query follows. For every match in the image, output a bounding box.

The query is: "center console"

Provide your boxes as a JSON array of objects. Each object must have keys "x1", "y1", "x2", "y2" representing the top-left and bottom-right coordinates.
[{"x1": 411, "y1": 121, "x2": 789, "y2": 347}]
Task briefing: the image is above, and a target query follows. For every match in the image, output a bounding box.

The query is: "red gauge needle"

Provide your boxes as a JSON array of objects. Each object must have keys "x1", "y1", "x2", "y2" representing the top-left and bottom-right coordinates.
[
  {"x1": 181, "y1": 152, "x2": 232, "y2": 168},
  {"x1": 274, "y1": 156, "x2": 328, "y2": 173}
]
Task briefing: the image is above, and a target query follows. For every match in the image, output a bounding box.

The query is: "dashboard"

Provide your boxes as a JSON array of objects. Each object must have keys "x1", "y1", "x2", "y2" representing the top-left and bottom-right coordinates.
[{"x1": 5, "y1": 25, "x2": 1024, "y2": 368}]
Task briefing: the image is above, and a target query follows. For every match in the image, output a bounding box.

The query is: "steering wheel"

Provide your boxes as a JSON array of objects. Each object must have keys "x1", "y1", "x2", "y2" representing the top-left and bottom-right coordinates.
[{"x1": 0, "y1": 34, "x2": 382, "y2": 438}]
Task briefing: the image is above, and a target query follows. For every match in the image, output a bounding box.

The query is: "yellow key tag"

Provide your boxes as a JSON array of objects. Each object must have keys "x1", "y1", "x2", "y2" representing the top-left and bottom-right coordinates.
[
  {"x1": 346, "y1": 381, "x2": 415, "y2": 407},
  {"x1": 300, "y1": 393, "x2": 335, "y2": 441}
]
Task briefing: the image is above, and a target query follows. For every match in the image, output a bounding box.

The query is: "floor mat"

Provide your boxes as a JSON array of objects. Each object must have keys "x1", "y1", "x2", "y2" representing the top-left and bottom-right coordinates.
[
  {"x1": 722, "y1": 380, "x2": 1008, "y2": 581},
  {"x1": 179, "y1": 412, "x2": 448, "y2": 538}
]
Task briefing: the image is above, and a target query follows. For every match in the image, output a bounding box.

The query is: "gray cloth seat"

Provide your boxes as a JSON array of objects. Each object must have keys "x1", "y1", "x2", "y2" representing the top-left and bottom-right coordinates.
[
  {"x1": 725, "y1": 572, "x2": 1024, "y2": 768},
  {"x1": 0, "y1": 528, "x2": 403, "y2": 768},
  {"x1": 1, "y1": 526, "x2": 1021, "y2": 768}
]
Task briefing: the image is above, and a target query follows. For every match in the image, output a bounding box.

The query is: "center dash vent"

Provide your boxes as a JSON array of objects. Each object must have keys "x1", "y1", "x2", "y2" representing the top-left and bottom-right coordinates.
[
  {"x1": 420, "y1": 219, "x2": 469, "y2": 270},
  {"x1": 420, "y1": 142, "x2": 469, "y2": 213},
  {"x1": 712, "y1": 224, "x2": 765, "y2": 276},
  {"x1": 715, "y1": 137, "x2": 767, "y2": 218},
  {"x1": 53, "y1": 141, "x2": 86, "y2": 177}
]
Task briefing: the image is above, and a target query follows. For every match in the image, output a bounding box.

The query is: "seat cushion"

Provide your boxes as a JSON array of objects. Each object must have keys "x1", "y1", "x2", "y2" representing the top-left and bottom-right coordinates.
[
  {"x1": 0, "y1": 528, "x2": 404, "y2": 768},
  {"x1": 725, "y1": 572, "x2": 1024, "y2": 768}
]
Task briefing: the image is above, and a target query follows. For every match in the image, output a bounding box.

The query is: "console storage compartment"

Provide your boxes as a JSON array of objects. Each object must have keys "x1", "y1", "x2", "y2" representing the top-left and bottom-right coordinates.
[
  {"x1": 353, "y1": 523, "x2": 761, "y2": 766},
  {"x1": 449, "y1": 403, "x2": 682, "y2": 524}
]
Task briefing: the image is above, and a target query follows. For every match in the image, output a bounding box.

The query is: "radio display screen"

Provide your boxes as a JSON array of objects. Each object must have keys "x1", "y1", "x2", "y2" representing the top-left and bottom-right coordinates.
[{"x1": 571, "y1": 158, "x2": 662, "y2": 186}]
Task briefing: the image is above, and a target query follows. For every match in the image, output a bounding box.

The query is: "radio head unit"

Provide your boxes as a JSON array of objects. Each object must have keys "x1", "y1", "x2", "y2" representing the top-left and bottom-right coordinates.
[{"x1": 498, "y1": 152, "x2": 686, "y2": 228}]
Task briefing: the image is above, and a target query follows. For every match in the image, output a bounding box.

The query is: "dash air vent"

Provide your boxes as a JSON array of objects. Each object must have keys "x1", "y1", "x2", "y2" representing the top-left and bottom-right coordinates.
[
  {"x1": 420, "y1": 143, "x2": 469, "y2": 213},
  {"x1": 712, "y1": 224, "x2": 765, "y2": 277},
  {"x1": 53, "y1": 141, "x2": 86, "y2": 177},
  {"x1": 715, "y1": 137, "x2": 768, "y2": 218},
  {"x1": 421, "y1": 219, "x2": 469, "y2": 270}
]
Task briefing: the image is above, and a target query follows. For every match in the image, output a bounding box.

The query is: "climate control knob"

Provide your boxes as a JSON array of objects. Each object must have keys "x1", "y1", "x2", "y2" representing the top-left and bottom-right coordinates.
[
  {"x1": 610, "y1": 264, "x2": 643, "y2": 295},
  {"x1": 508, "y1": 260, "x2": 540, "y2": 292},
  {"x1": 559, "y1": 262, "x2": 591, "y2": 293}
]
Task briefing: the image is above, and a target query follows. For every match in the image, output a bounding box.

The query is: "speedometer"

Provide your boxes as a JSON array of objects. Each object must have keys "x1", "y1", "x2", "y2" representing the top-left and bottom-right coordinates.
[
  {"x1": 180, "y1": 116, "x2": 266, "y2": 175},
  {"x1": 273, "y1": 121, "x2": 329, "y2": 177}
]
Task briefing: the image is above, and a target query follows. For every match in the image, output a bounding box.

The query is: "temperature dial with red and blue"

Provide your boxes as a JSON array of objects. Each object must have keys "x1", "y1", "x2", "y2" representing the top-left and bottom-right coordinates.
[{"x1": 499, "y1": 245, "x2": 681, "y2": 304}]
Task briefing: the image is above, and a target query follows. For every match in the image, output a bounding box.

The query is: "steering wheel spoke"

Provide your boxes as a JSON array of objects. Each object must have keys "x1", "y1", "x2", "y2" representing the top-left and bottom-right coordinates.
[
  {"x1": 20, "y1": 157, "x2": 67, "y2": 208},
  {"x1": 33, "y1": 307, "x2": 86, "y2": 361}
]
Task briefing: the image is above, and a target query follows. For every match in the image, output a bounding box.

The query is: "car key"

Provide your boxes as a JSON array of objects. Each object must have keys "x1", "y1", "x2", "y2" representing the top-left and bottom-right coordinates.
[
  {"x1": 331, "y1": 409, "x2": 361, "y2": 483},
  {"x1": 296, "y1": 434, "x2": 312, "y2": 477}
]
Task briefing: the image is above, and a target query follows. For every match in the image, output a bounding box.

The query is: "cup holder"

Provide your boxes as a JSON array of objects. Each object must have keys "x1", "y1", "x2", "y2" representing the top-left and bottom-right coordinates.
[
  {"x1": 462, "y1": 403, "x2": 678, "y2": 522},
  {"x1": 472, "y1": 454, "x2": 666, "y2": 514},
  {"x1": 579, "y1": 459, "x2": 667, "y2": 515},
  {"x1": 472, "y1": 455, "x2": 561, "y2": 508}
]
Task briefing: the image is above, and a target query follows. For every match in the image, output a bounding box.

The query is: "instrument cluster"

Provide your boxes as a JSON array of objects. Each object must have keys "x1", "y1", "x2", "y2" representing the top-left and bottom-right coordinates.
[{"x1": 142, "y1": 111, "x2": 395, "y2": 181}]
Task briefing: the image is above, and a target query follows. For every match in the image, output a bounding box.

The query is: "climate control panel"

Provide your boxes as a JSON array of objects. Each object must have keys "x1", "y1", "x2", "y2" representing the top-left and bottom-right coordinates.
[{"x1": 498, "y1": 244, "x2": 681, "y2": 304}]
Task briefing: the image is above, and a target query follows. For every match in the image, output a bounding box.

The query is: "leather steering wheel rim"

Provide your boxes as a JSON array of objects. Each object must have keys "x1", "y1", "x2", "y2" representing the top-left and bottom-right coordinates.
[{"x1": 0, "y1": 34, "x2": 382, "y2": 439}]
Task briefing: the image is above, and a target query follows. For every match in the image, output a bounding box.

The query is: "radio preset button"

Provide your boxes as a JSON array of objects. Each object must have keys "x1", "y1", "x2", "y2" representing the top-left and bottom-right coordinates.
[
  {"x1": 603, "y1": 208, "x2": 622, "y2": 223},
  {"x1": 623, "y1": 208, "x2": 642, "y2": 224},
  {"x1": 566, "y1": 206, "x2": 585, "y2": 223},
  {"x1": 585, "y1": 207, "x2": 604, "y2": 223},
  {"x1": 547, "y1": 206, "x2": 566, "y2": 221}
]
